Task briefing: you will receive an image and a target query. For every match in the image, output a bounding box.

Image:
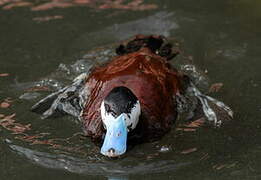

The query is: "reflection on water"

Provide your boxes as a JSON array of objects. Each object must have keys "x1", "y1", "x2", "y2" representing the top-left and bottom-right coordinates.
[
  {"x1": 101, "y1": 11, "x2": 178, "y2": 40},
  {"x1": 15, "y1": 45, "x2": 116, "y2": 94},
  {"x1": 71, "y1": 11, "x2": 179, "y2": 50},
  {"x1": 107, "y1": 176, "x2": 129, "y2": 180},
  {"x1": 8, "y1": 143, "x2": 191, "y2": 176}
]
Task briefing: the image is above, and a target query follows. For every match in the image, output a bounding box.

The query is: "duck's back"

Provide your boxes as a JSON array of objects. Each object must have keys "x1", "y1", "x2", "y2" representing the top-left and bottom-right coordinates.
[{"x1": 81, "y1": 49, "x2": 181, "y2": 140}]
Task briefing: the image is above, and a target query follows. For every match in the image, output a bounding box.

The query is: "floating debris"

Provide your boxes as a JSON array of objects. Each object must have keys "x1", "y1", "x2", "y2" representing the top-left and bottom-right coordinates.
[
  {"x1": 0, "y1": 113, "x2": 31, "y2": 134},
  {"x1": 181, "y1": 147, "x2": 197, "y2": 154},
  {"x1": 2, "y1": 1, "x2": 32, "y2": 10},
  {"x1": 146, "y1": 153, "x2": 159, "y2": 159},
  {"x1": 0, "y1": 73, "x2": 9, "y2": 77},
  {"x1": 1, "y1": 0, "x2": 158, "y2": 11},
  {"x1": 184, "y1": 118, "x2": 206, "y2": 128},
  {"x1": 1, "y1": 113, "x2": 16, "y2": 120},
  {"x1": 214, "y1": 164, "x2": 226, "y2": 170},
  {"x1": 176, "y1": 127, "x2": 196, "y2": 132},
  {"x1": 0, "y1": 98, "x2": 13, "y2": 108},
  {"x1": 33, "y1": 15, "x2": 63, "y2": 22},
  {"x1": 176, "y1": 118, "x2": 206, "y2": 132},
  {"x1": 199, "y1": 153, "x2": 209, "y2": 161},
  {"x1": 209, "y1": 83, "x2": 223, "y2": 93},
  {"x1": 19, "y1": 92, "x2": 41, "y2": 100},
  {"x1": 0, "y1": 112, "x2": 87, "y2": 155},
  {"x1": 26, "y1": 86, "x2": 50, "y2": 92},
  {"x1": 0, "y1": 102, "x2": 11, "y2": 108},
  {"x1": 213, "y1": 162, "x2": 238, "y2": 171}
]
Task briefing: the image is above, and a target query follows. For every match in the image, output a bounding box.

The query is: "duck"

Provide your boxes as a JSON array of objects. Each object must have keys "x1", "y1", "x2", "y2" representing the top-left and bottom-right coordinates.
[{"x1": 31, "y1": 35, "x2": 233, "y2": 157}]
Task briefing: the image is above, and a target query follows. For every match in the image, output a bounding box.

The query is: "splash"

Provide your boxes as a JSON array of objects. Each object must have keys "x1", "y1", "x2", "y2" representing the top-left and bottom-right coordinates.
[{"x1": 176, "y1": 80, "x2": 233, "y2": 127}]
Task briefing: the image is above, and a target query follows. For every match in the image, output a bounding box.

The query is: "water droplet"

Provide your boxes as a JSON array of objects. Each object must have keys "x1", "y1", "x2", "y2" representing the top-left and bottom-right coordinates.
[{"x1": 159, "y1": 145, "x2": 170, "y2": 152}]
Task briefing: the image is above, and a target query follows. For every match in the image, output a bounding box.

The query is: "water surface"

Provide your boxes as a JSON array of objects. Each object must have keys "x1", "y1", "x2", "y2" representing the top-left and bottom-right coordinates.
[{"x1": 0, "y1": 0, "x2": 261, "y2": 179}]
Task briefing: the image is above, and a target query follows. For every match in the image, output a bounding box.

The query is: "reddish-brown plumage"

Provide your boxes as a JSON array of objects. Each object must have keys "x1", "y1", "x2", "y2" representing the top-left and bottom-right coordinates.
[{"x1": 81, "y1": 47, "x2": 182, "y2": 141}]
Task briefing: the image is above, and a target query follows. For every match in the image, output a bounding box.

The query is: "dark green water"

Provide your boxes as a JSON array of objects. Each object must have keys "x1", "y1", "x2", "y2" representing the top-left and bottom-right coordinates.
[{"x1": 0, "y1": 0, "x2": 260, "y2": 179}]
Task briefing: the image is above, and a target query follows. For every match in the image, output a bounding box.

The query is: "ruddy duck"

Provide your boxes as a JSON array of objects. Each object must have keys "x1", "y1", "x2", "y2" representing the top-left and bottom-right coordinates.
[{"x1": 32, "y1": 35, "x2": 233, "y2": 157}]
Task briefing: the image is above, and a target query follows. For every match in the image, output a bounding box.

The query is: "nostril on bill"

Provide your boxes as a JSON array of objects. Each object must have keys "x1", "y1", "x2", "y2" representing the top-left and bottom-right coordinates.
[{"x1": 108, "y1": 148, "x2": 115, "y2": 154}]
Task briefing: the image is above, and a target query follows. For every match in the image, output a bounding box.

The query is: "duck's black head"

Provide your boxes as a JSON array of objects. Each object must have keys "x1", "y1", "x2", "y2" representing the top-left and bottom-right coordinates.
[{"x1": 100, "y1": 86, "x2": 141, "y2": 157}]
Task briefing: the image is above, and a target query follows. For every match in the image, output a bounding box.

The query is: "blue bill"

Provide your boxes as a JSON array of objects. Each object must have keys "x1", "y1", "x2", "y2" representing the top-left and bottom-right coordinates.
[{"x1": 100, "y1": 114, "x2": 127, "y2": 157}]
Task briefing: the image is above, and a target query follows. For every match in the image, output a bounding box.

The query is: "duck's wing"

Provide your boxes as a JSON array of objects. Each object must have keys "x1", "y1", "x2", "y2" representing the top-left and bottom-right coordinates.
[
  {"x1": 31, "y1": 73, "x2": 89, "y2": 119},
  {"x1": 176, "y1": 77, "x2": 233, "y2": 127}
]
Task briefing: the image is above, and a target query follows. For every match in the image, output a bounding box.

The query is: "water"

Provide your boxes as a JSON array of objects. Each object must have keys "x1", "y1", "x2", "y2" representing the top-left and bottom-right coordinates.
[{"x1": 0, "y1": 0, "x2": 261, "y2": 179}]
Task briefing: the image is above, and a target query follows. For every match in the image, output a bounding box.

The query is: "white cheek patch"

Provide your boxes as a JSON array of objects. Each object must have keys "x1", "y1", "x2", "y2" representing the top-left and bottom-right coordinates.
[
  {"x1": 100, "y1": 100, "x2": 141, "y2": 131},
  {"x1": 100, "y1": 101, "x2": 115, "y2": 129}
]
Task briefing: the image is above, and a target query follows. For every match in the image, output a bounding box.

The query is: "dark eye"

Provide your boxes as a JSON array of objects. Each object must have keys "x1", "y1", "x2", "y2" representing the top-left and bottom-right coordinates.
[
  {"x1": 117, "y1": 132, "x2": 121, "y2": 137},
  {"x1": 105, "y1": 103, "x2": 110, "y2": 111},
  {"x1": 104, "y1": 103, "x2": 117, "y2": 117},
  {"x1": 127, "y1": 102, "x2": 133, "y2": 110}
]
